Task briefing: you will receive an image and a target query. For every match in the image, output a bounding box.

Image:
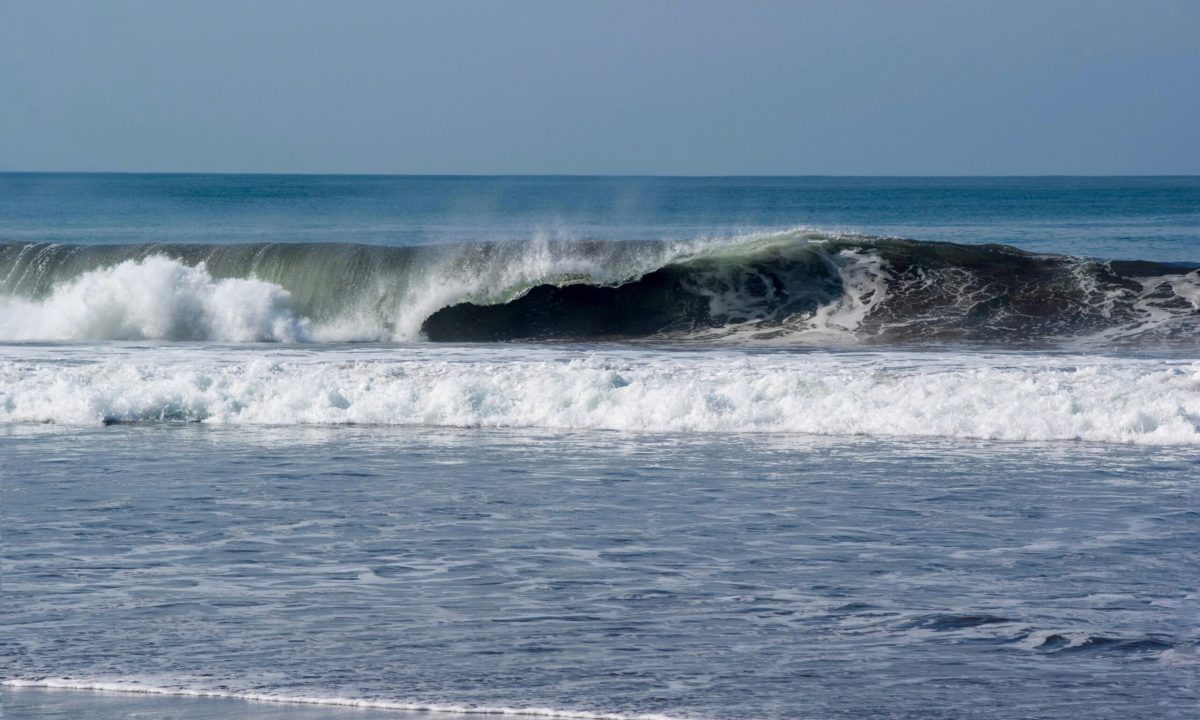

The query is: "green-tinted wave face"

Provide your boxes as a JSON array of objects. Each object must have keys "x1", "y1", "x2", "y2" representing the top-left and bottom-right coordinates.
[
  {"x1": 1, "y1": 231, "x2": 1198, "y2": 346},
  {"x1": 0, "y1": 237, "x2": 693, "y2": 340}
]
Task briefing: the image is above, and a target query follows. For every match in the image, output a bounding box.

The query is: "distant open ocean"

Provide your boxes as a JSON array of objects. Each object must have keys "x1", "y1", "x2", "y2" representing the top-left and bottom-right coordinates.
[{"x1": 2, "y1": 174, "x2": 1198, "y2": 719}]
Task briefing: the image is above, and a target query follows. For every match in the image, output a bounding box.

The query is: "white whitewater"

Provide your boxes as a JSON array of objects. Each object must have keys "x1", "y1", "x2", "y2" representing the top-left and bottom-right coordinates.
[
  {"x1": 1, "y1": 344, "x2": 1196, "y2": 445},
  {"x1": 0, "y1": 256, "x2": 314, "y2": 343}
]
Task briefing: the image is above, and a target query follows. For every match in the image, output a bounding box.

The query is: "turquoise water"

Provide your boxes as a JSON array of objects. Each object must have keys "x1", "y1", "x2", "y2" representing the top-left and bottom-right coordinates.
[{"x1": 1, "y1": 175, "x2": 1198, "y2": 719}]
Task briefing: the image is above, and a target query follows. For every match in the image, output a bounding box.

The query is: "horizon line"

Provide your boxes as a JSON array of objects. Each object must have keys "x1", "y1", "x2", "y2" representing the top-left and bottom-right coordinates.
[{"x1": 3, "y1": 170, "x2": 1199, "y2": 179}]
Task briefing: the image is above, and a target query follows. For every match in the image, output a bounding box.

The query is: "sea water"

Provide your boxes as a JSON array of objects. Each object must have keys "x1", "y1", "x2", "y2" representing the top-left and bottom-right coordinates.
[{"x1": 1, "y1": 175, "x2": 1198, "y2": 719}]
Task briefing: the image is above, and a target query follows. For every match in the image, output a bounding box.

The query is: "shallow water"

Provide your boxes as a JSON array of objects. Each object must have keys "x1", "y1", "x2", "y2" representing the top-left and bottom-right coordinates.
[
  {"x1": 1, "y1": 686, "x2": 443, "y2": 720},
  {"x1": 3, "y1": 425, "x2": 1199, "y2": 719}
]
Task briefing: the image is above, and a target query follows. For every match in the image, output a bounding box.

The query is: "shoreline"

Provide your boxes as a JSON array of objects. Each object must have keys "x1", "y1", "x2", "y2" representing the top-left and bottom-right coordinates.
[{"x1": 1, "y1": 682, "x2": 683, "y2": 720}]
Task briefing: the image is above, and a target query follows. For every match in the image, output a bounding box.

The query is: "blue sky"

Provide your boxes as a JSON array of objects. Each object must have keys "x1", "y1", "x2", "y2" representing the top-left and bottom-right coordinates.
[{"x1": 1, "y1": 0, "x2": 1197, "y2": 174}]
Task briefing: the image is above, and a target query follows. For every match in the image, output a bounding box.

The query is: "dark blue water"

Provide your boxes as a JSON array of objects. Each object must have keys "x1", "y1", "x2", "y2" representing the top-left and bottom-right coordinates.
[
  {"x1": 1, "y1": 175, "x2": 1198, "y2": 720},
  {"x1": 2, "y1": 174, "x2": 1198, "y2": 260}
]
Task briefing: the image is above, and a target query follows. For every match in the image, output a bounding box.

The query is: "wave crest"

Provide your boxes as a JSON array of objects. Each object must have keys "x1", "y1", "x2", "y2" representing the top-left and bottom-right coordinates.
[
  {"x1": 1, "y1": 231, "x2": 1197, "y2": 346},
  {"x1": 0, "y1": 256, "x2": 311, "y2": 342}
]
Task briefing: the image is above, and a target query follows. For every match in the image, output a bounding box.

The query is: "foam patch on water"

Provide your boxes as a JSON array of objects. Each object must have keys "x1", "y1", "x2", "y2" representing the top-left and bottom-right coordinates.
[
  {"x1": 1, "y1": 346, "x2": 1196, "y2": 444},
  {"x1": 1, "y1": 679, "x2": 685, "y2": 720}
]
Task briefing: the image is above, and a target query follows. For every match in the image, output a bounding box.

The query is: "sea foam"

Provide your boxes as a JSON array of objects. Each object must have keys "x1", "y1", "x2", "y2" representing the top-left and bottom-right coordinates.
[
  {"x1": 1, "y1": 679, "x2": 683, "y2": 720},
  {"x1": 0, "y1": 256, "x2": 312, "y2": 342},
  {"x1": 1, "y1": 346, "x2": 1196, "y2": 445}
]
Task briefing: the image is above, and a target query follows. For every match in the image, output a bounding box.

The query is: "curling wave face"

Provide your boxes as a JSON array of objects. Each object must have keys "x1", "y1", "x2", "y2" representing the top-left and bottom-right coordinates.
[{"x1": 1, "y1": 230, "x2": 1198, "y2": 346}]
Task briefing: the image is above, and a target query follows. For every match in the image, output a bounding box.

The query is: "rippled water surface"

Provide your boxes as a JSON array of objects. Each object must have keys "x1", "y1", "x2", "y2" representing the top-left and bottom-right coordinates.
[{"x1": 4, "y1": 425, "x2": 1198, "y2": 719}]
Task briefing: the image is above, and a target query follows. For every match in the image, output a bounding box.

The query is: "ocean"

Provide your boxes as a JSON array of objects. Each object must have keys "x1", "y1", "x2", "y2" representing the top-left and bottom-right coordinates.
[{"x1": 1, "y1": 174, "x2": 1198, "y2": 719}]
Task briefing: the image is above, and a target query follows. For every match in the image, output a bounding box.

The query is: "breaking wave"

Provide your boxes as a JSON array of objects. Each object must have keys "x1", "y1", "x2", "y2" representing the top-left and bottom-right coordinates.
[
  {"x1": 1, "y1": 230, "x2": 1197, "y2": 346},
  {"x1": 2, "y1": 346, "x2": 1197, "y2": 444}
]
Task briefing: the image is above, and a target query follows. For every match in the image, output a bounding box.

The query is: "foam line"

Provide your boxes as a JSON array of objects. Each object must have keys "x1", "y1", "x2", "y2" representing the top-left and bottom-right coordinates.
[
  {"x1": 1, "y1": 349, "x2": 1196, "y2": 444},
  {"x1": 1, "y1": 679, "x2": 688, "y2": 720}
]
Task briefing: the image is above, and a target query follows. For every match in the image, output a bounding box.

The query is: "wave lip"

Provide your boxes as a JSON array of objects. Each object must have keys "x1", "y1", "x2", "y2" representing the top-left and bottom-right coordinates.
[
  {"x1": 3, "y1": 231, "x2": 1197, "y2": 347},
  {"x1": 1, "y1": 679, "x2": 686, "y2": 720},
  {"x1": 2, "y1": 349, "x2": 1197, "y2": 445},
  {"x1": 0, "y1": 232, "x2": 751, "y2": 343}
]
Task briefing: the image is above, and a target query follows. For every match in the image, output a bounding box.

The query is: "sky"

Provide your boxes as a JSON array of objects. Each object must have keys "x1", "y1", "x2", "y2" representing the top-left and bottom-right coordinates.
[{"x1": 1, "y1": 0, "x2": 1197, "y2": 175}]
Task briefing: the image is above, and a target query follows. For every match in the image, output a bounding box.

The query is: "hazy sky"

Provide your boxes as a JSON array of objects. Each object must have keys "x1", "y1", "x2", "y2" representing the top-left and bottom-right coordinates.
[{"x1": 1, "y1": 0, "x2": 1197, "y2": 175}]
